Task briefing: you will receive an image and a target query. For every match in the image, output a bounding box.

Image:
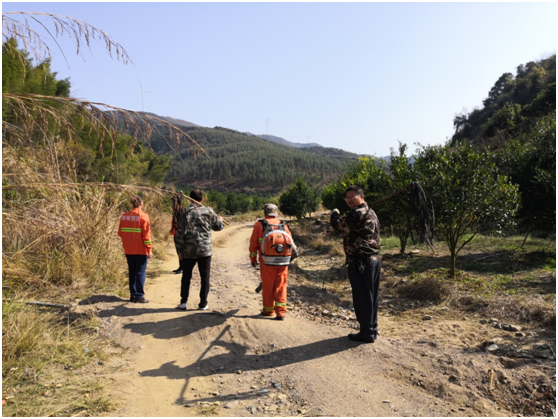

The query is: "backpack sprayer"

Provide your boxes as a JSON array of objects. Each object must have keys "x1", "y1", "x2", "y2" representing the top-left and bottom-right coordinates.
[{"x1": 259, "y1": 219, "x2": 297, "y2": 266}]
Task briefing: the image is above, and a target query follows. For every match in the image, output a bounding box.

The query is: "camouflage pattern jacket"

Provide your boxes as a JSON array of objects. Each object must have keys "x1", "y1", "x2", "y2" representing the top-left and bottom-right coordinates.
[
  {"x1": 174, "y1": 203, "x2": 224, "y2": 259},
  {"x1": 330, "y1": 203, "x2": 381, "y2": 264}
]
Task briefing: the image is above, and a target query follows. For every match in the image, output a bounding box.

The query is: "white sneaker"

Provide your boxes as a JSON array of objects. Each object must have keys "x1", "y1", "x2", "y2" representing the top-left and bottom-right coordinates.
[
  {"x1": 176, "y1": 303, "x2": 187, "y2": 310},
  {"x1": 199, "y1": 305, "x2": 209, "y2": 311}
]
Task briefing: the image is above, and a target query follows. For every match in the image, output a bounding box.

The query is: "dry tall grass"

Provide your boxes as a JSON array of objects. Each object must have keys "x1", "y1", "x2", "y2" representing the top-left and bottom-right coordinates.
[
  {"x1": 3, "y1": 141, "x2": 173, "y2": 292},
  {"x1": 2, "y1": 297, "x2": 106, "y2": 372},
  {"x1": 2, "y1": 11, "x2": 200, "y2": 414},
  {"x1": 2, "y1": 295, "x2": 117, "y2": 416},
  {"x1": 2, "y1": 138, "x2": 171, "y2": 415},
  {"x1": 289, "y1": 219, "x2": 344, "y2": 257},
  {"x1": 3, "y1": 188, "x2": 125, "y2": 287},
  {"x1": 399, "y1": 276, "x2": 453, "y2": 303},
  {"x1": 3, "y1": 154, "x2": 127, "y2": 290}
]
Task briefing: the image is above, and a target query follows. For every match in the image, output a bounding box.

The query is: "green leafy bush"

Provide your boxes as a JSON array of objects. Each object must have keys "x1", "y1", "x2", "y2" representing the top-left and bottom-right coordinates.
[{"x1": 279, "y1": 177, "x2": 320, "y2": 220}]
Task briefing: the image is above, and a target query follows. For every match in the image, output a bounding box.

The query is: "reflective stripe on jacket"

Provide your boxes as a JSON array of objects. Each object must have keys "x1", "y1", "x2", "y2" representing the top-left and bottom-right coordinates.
[{"x1": 118, "y1": 207, "x2": 152, "y2": 255}]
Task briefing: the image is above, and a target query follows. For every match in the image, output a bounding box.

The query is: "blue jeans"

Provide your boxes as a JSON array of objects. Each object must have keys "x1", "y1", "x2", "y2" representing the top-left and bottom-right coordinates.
[{"x1": 126, "y1": 255, "x2": 148, "y2": 299}]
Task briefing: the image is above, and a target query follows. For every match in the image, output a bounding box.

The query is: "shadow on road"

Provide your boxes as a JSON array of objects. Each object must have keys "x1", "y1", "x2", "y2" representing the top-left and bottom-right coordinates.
[
  {"x1": 120, "y1": 310, "x2": 239, "y2": 339},
  {"x1": 138, "y1": 322, "x2": 357, "y2": 406},
  {"x1": 96, "y1": 305, "x2": 185, "y2": 318},
  {"x1": 78, "y1": 295, "x2": 128, "y2": 305}
]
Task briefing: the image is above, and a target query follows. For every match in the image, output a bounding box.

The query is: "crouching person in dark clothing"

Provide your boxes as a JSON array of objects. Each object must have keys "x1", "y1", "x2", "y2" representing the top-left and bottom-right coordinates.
[{"x1": 330, "y1": 185, "x2": 381, "y2": 343}]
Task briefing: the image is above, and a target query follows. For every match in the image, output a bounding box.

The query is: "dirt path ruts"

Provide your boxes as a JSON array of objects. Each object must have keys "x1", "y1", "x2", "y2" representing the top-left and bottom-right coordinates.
[{"x1": 95, "y1": 222, "x2": 509, "y2": 417}]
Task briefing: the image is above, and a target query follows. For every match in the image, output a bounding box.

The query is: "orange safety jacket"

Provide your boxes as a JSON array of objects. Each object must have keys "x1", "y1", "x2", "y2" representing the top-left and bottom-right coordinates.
[
  {"x1": 249, "y1": 216, "x2": 292, "y2": 264},
  {"x1": 118, "y1": 207, "x2": 153, "y2": 255}
]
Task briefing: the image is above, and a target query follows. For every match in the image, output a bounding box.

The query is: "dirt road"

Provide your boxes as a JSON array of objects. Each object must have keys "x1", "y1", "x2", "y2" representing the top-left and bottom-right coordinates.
[{"x1": 90, "y1": 221, "x2": 549, "y2": 417}]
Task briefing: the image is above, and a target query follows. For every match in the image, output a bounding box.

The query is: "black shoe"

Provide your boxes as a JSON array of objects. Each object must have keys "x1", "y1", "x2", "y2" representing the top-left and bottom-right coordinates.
[
  {"x1": 348, "y1": 333, "x2": 374, "y2": 343},
  {"x1": 255, "y1": 283, "x2": 262, "y2": 293},
  {"x1": 174, "y1": 269, "x2": 183, "y2": 275},
  {"x1": 134, "y1": 297, "x2": 149, "y2": 304},
  {"x1": 275, "y1": 316, "x2": 285, "y2": 321},
  {"x1": 130, "y1": 297, "x2": 136, "y2": 302}
]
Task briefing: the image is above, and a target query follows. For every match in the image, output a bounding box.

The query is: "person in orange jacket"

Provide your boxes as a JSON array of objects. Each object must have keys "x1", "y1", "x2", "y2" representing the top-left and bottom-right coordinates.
[
  {"x1": 249, "y1": 204, "x2": 295, "y2": 320},
  {"x1": 118, "y1": 195, "x2": 153, "y2": 303}
]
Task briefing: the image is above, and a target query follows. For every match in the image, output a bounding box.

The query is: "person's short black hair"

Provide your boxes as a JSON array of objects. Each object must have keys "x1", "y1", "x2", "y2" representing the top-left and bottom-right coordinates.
[
  {"x1": 190, "y1": 189, "x2": 203, "y2": 202},
  {"x1": 345, "y1": 185, "x2": 364, "y2": 196}
]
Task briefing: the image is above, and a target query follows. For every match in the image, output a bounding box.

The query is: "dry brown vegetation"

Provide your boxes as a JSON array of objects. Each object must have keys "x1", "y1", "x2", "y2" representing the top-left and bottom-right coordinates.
[
  {"x1": 1, "y1": 296, "x2": 121, "y2": 416},
  {"x1": 2, "y1": 10, "x2": 204, "y2": 415},
  {"x1": 2, "y1": 141, "x2": 174, "y2": 415},
  {"x1": 4, "y1": 142, "x2": 125, "y2": 290}
]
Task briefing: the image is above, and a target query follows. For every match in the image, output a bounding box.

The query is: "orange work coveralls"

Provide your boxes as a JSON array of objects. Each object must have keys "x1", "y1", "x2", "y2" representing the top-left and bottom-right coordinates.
[{"x1": 249, "y1": 216, "x2": 290, "y2": 317}]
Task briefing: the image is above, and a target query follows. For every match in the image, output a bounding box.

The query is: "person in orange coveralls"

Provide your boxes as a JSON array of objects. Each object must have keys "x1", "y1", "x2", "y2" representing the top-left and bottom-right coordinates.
[
  {"x1": 118, "y1": 195, "x2": 153, "y2": 303},
  {"x1": 249, "y1": 204, "x2": 295, "y2": 321}
]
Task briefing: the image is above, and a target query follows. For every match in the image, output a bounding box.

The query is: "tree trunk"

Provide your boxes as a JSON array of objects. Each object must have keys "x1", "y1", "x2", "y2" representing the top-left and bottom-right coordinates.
[
  {"x1": 449, "y1": 248, "x2": 457, "y2": 277},
  {"x1": 399, "y1": 236, "x2": 406, "y2": 253},
  {"x1": 399, "y1": 233, "x2": 409, "y2": 253},
  {"x1": 521, "y1": 225, "x2": 532, "y2": 248}
]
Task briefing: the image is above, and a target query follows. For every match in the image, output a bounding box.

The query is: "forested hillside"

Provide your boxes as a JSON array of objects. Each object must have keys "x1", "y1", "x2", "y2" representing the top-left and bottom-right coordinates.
[
  {"x1": 452, "y1": 54, "x2": 555, "y2": 147},
  {"x1": 146, "y1": 124, "x2": 361, "y2": 192}
]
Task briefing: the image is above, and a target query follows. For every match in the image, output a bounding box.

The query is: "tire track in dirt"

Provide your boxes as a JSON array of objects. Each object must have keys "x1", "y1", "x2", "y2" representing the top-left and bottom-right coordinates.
[{"x1": 98, "y1": 221, "x2": 509, "y2": 417}]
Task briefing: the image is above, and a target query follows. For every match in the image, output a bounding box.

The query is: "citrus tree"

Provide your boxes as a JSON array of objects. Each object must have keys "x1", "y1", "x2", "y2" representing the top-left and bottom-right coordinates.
[
  {"x1": 321, "y1": 157, "x2": 387, "y2": 212},
  {"x1": 415, "y1": 143, "x2": 520, "y2": 277},
  {"x1": 498, "y1": 113, "x2": 556, "y2": 239},
  {"x1": 321, "y1": 152, "x2": 422, "y2": 253},
  {"x1": 371, "y1": 143, "x2": 418, "y2": 253},
  {"x1": 279, "y1": 177, "x2": 320, "y2": 220}
]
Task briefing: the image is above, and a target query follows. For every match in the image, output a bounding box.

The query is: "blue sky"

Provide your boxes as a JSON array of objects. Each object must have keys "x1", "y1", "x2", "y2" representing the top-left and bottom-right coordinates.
[{"x1": 3, "y1": 2, "x2": 556, "y2": 157}]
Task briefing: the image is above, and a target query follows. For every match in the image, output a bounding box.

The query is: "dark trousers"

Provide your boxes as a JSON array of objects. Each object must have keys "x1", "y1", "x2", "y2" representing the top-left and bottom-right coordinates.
[
  {"x1": 348, "y1": 259, "x2": 381, "y2": 340},
  {"x1": 180, "y1": 256, "x2": 211, "y2": 308},
  {"x1": 126, "y1": 254, "x2": 148, "y2": 299}
]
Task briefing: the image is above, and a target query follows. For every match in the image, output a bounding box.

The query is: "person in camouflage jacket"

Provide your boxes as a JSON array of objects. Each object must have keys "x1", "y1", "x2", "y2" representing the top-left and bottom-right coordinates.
[
  {"x1": 330, "y1": 185, "x2": 381, "y2": 344},
  {"x1": 175, "y1": 189, "x2": 224, "y2": 311}
]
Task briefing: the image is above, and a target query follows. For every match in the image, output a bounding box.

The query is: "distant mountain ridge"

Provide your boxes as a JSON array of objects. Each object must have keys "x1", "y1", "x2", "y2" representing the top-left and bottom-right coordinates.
[
  {"x1": 133, "y1": 115, "x2": 363, "y2": 193},
  {"x1": 143, "y1": 112, "x2": 199, "y2": 128},
  {"x1": 255, "y1": 134, "x2": 322, "y2": 149},
  {"x1": 133, "y1": 111, "x2": 394, "y2": 160},
  {"x1": 131, "y1": 112, "x2": 396, "y2": 192},
  {"x1": 143, "y1": 113, "x2": 323, "y2": 150}
]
